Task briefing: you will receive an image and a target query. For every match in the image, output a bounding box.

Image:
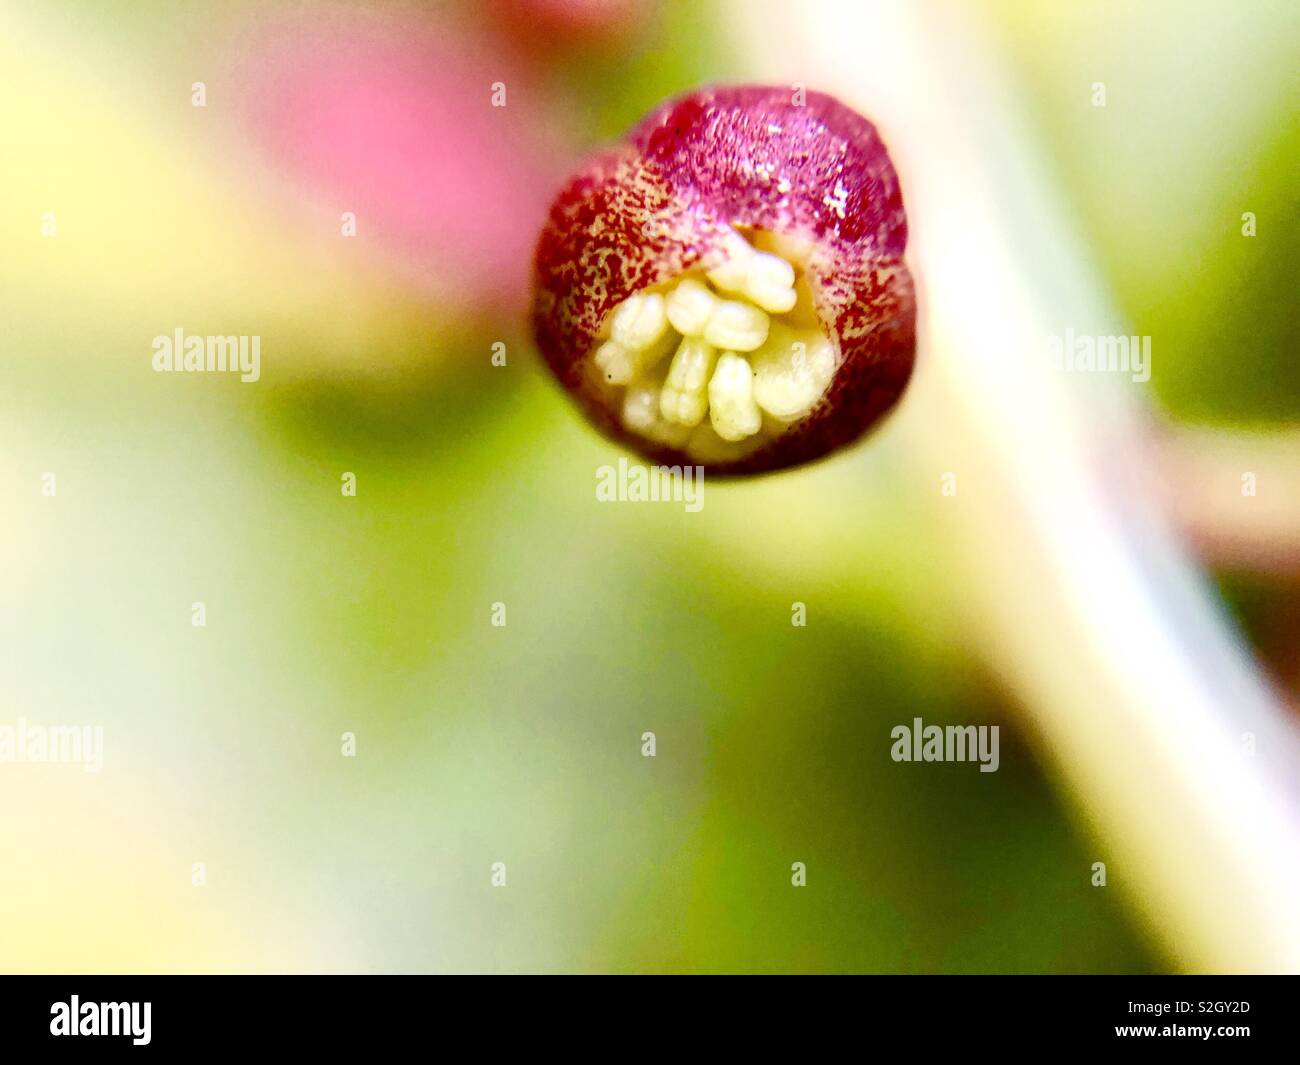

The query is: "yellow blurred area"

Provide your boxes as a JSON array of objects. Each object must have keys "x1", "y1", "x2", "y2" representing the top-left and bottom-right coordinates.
[{"x1": 0, "y1": 3, "x2": 454, "y2": 380}]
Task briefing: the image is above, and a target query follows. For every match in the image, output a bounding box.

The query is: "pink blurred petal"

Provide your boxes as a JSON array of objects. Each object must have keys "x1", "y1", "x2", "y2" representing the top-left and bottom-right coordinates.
[
  {"x1": 231, "y1": 11, "x2": 565, "y2": 311},
  {"x1": 489, "y1": 0, "x2": 646, "y2": 41}
]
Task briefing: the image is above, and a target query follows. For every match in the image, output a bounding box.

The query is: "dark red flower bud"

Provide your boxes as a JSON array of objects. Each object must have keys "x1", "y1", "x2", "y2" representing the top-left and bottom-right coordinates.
[{"x1": 531, "y1": 85, "x2": 915, "y2": 475}]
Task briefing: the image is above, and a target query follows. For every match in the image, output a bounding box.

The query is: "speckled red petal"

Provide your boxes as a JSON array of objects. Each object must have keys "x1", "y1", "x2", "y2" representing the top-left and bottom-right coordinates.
[{"x1": 531, "y1": 84, "x2": 915, "y2": 475}]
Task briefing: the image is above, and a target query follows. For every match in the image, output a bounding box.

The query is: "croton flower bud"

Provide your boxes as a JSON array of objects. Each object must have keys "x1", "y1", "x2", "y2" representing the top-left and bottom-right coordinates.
[{"x1": 531, "y1": 85, "x2": 916, "y2": 475}]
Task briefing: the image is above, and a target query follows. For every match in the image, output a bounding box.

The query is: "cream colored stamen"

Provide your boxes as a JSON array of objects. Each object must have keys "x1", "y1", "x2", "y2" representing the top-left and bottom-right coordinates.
[
  {"x1": 708, "y1": 352, "x2": 763, "y2": 441},
  {"x1": 708, "y1": 245, "x2": 798, "y2": 314},
  {"x1": 665, "y1": 279, "x2": 718, "y2": 336},
  {"x1": 611, "y1": 292, "x2": 668, "y2": 350},
  {"x1": 703, "y1": 300, "x2": 769, "y2": 352},
  {"x1": 595, "y1": 293, "x2": 672, "y2": 384},
  {"x1": 750, "y1": 324, "x2": 836, "y2": 422},
  {"x1": 594, "y1": 230, "x2": 836, "y2": 460},
  {"x1": 660, "y1": 337, "x2": 718, "y2": 426}
]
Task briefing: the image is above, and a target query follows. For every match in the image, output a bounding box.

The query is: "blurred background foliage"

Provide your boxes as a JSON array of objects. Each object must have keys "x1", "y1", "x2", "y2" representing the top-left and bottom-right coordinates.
[{"x1": 1, "y1": 0, "x2": 1294, "y2": 971}]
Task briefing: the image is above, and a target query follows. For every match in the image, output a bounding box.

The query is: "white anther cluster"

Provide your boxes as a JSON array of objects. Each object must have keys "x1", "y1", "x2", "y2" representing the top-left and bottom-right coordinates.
[{"x1": 591, "y1": 237, "x2": 836, "y2": 458}]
